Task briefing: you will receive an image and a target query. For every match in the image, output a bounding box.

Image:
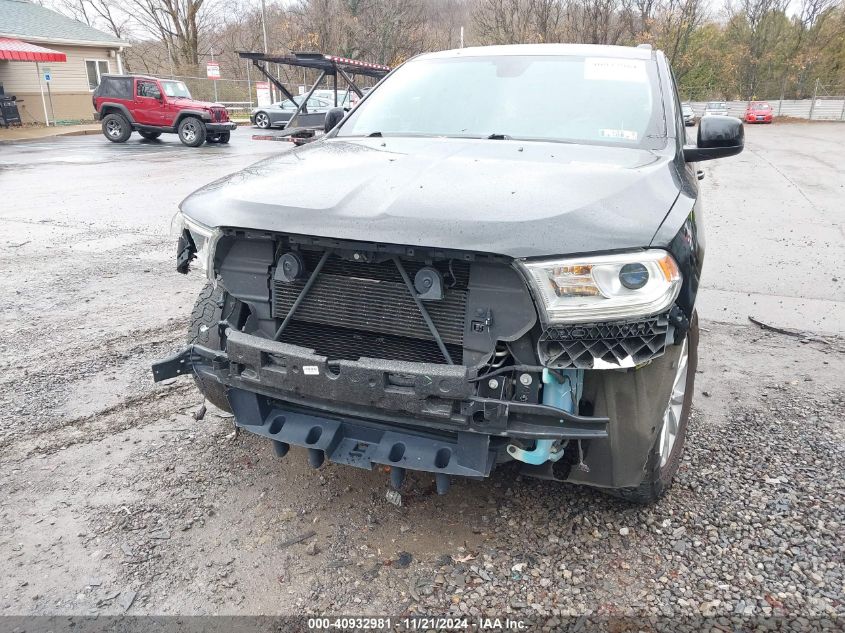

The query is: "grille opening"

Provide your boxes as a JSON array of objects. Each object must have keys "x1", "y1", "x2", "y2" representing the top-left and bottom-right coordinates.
[
  {"x1": 278, "y1": 320, "x2": 463, "y2": 364},
  {"x1": 272, "y1": 251, "x2": 468, "y2": 364}
]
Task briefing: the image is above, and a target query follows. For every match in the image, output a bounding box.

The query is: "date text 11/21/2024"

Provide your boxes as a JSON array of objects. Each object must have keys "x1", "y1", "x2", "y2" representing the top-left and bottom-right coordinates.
[{"x1": 307, "y1": 617, "x2": 528, "y2": 630}]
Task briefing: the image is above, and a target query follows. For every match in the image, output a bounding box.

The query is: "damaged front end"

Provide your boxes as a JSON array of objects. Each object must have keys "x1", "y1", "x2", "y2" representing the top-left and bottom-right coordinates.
[{"x1": 154, "y1": 226, "x2": 691, "y2": 493}]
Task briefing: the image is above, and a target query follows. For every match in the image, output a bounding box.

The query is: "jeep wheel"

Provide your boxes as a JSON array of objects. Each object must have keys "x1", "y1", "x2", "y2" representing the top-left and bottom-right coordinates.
[
  {"x1": 254, "y1": 112, "x2": 270, "y2": 129},
  {"x1": 139, "y1": 131, "x2": 161, "y2": 140},
  {"x1": 206, "y1": 133, "x2": 221, "y2": 143},
  {"x1": 217, "y1": 132, "x2": 231, "y2": 144},
  {"x1": 188, "y1": 282, "x2": 232, "y2": 412},
  {"x1": 178, "y1": 117, "x2": 207, "y2": 147},
  {"x1": 608, "y1": 314, "x2": 698, "y2": 504},
  {"x1": 101, "y1": 113, "x2": 131, "y2": 143}
]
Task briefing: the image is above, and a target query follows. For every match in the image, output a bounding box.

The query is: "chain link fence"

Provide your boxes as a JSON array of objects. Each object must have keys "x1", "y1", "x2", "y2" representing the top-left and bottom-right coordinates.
[
  {"x1": 151, "y1": 68, "x2": 381, "y2": 121},
  {"x1": 148, "y1": 73, "x2": 844, "y2": 122}
]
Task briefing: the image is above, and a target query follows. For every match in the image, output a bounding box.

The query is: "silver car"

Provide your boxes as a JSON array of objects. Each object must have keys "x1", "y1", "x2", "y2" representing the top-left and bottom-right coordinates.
[
  {"x1": 703, "y1": 101, "x2": 728, "y2": 117},
  {"x1": 251, "y1": 96, "x2": 332, "y2": 129}
]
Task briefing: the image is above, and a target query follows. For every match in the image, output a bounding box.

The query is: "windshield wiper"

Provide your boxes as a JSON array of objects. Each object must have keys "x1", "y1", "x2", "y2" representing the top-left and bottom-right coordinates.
[
  {"x1": 486, "y1": 133, "x2": 512, "y2": 140},
  {"x1": 367, "y1": 131, "x2": 383, "y2": 137}
]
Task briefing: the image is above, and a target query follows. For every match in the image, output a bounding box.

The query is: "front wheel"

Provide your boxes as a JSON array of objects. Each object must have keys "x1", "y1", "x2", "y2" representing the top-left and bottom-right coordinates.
[
  {"x1": 178, "y1": 117, "x2": 207, "y2": 147},
  {"x1": 217, "y1": 132, "x2": 231, "y2": 144},
  {"x1": 610, "y1": 314, "x2": 698, "y2": 504}
]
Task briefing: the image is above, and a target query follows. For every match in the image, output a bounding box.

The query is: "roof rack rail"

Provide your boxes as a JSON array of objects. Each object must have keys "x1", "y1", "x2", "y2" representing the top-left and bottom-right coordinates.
[{"x1": 636, "y1": 43, "x2": 653, "y2": 50}]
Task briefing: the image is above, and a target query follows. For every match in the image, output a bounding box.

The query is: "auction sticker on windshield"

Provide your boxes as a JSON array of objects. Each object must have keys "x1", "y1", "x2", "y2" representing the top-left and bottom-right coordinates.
[{"x1": 584, "y1": 57, "x2": 647, "y2": 83}]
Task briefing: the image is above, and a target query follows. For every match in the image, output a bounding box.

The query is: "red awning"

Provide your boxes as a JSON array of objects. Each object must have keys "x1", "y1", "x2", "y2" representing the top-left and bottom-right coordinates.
[{"x1": 0, "y1": 38, "x2": 67, "y2": 62}]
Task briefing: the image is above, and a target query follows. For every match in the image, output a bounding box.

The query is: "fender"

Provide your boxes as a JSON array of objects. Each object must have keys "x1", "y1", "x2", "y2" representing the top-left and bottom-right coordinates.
[
  {"x1": 174, "y1": 109, "x2": 212, "y2": 127},
  {"x1": 97, "y1": 102, "x2": 135, "y2": 123}
]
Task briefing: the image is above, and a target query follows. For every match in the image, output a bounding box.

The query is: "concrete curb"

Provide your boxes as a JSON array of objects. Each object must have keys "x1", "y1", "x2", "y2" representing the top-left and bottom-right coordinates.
[{"x1": 58, "y1": 128, "x2": 101, "y2": 137}]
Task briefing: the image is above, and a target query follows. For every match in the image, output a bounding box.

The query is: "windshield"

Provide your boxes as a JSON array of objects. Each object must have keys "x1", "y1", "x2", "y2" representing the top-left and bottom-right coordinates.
[
  {"x1": 337, "y1": 55, "x2": 663, "y2": 147},
  {"x1": 682, "y1": 105, "x2": 693, "y2": 113},
  {"x1": 753, "y1": 103, "x2": 770, "y2": 109},
  {"x1": 706, "y1": 102, "x2": 725, "y2": 108},
  {"x1": 161, "y1": 80, "x2": 191, "y2": 99}
]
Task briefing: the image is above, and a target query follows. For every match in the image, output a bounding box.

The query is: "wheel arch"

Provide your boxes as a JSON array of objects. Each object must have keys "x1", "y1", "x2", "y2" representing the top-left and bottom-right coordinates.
[
  {"x1": 174, "y1": 110, "x2": 212, "y2": 127},
  {"x1": 99, "y1": 103, "x2": 135, "y2": 123}
]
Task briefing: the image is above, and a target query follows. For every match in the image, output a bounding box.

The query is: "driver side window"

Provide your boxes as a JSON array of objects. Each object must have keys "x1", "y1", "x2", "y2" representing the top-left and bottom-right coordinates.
[{"x1": 137, "y1": 82, "x2": 161, "y2": 99}]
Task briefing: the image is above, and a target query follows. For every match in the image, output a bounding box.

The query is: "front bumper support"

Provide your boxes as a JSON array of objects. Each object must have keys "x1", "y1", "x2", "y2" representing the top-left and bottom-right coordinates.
[
  {"x1": 151, "y1": 332, "x2": 610, "y2": 479},
  {"x1": 228, "y1": 387, "x2": 496, "y2": 478}
]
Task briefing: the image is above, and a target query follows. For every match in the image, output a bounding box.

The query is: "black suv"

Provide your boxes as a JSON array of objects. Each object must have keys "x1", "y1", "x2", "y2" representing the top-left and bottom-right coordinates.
[{"x1": 154, "y1": 44, "x2": 743, "y2": 502}]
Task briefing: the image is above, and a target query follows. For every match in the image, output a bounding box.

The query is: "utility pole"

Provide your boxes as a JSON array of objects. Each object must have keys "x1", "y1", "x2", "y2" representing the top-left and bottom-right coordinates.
[
  {"x1": 211, "y1": 46, "x2": 218, "y2": 103},
  {"x1": 260, "y1": 0, "x2": 269, "y2": 54},
  {"x1": 260, "y1": 0, "x2": 271, "y2": 101}
]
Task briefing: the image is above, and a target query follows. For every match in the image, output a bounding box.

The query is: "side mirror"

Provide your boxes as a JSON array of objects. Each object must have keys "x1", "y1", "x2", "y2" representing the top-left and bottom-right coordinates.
[
  {"x1": 324, "y1": 107, "x2": 345, "y2": 133},
  {"x1": 684, "y1": 115, "x2": 744, "y2": 162}
]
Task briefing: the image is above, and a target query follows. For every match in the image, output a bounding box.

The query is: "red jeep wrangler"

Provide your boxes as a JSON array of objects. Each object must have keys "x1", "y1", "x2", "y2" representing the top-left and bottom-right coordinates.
[{"x1": 93, "y1": 74, "x2": 236, "y2": 147}]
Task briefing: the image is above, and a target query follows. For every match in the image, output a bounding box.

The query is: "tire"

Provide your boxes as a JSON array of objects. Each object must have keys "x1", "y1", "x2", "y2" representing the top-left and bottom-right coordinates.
[
  {"x1": 188, "y1": 282, "x2": 232, "y2": 412},
  {"x1": 101, "y1": 113, "x2": 132, "y2": 143},
  {"x1": 608, "y1": 314, "x2": 699, "y2": 504},
  {"x1": 206, "y1": 134, "x2": 221, "y2": 144},
  {"x1": 254, "y1": 111, "x2": 271, "y2": 129},
  {"x1": 178, "y1": 117, "x2": 207, "y2": 147},
  {"x1": 217, "y1": 132, "x2": 231, "y2": 143},
  {"x1": 138, "y1": 131, "x2": 161, "y2": 140}
]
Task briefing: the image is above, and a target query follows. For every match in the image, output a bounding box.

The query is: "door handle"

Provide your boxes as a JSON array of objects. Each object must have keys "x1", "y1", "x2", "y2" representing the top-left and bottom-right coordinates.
[{"x1": 696, "y1": 170, "x2": 705, "y2": 181}]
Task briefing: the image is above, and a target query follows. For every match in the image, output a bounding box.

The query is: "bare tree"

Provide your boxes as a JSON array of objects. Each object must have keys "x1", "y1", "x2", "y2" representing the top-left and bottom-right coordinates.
[
  {"x1": 127, "y1": 0, "x2": 215, "y2": 67},
  {"x1": 473, "y1": 0, "x2": 564, "y2": 43},
  {"x1": 47, "y1": 0, "x2": 131, "y2": 38}
]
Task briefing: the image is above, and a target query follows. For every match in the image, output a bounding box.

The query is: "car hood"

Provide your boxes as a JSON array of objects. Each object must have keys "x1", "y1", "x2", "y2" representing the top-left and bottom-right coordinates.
[
  {"x1": 172, "y1": 98, "x2": 221, "y2": 110},
  {"x1": 181, "y1": 137, "x2": 681, "y2": 258}
]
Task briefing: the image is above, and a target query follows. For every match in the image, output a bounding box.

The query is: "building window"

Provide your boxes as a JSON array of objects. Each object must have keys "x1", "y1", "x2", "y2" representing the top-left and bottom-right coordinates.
[{"x1": 86, "y1": 60, "x2": 110, "y2": 90}]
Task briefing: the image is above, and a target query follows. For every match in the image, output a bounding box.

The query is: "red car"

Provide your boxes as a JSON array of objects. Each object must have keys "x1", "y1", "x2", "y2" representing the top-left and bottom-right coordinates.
[
  {"x1": 745, "y1": 101, "x2": 773, "y2": 124},
  {"x1": 93, "y1": 74, "x2": 236, "y2": 147}
]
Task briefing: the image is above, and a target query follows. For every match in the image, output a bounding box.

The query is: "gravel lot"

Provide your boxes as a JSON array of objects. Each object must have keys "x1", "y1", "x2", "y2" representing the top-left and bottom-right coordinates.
[{"x1": 1, "y1": 125, "x2": 843, "y2": 629}]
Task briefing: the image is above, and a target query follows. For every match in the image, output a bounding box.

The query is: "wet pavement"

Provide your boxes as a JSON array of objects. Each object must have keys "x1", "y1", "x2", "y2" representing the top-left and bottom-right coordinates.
[{"x1": 695, "y1": 122, "x2": 845, "y2": 334}]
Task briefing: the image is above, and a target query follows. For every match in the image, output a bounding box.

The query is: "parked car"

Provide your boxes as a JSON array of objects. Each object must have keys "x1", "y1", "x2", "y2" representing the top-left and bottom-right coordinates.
[
  {"x1": 155, "y1": 44, "x2": 744, "y2": 503},
  {"x1": 250, "y1": 96, "x2": 333, "y2": 129},
  {"x1": 703, "y1": 101, "x2": 728, "y2": 117},
  {"x1": 682, "y1": 103, "x2": 697, "y2": 126},
  {"x1": 93, "y1": 75, "x2": 235, "y2": 147},
  {"x1": 745, "y1": 101, "x2": 773, "y2": 123},
  {"x1": 310, "y1": 89, "x2": 354, "y2": 107}
]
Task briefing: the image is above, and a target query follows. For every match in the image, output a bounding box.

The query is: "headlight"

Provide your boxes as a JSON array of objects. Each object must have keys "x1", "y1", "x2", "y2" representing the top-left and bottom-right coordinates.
[
  {"x1": 519, "y1": 250, "x2": 682, "y2": 323},
  {"x1": 170, "y1": 211, "x2": 220, "y2": 278}
]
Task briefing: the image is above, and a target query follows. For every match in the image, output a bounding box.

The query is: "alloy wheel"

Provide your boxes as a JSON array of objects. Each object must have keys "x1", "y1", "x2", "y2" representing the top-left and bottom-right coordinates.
[
  {"x1": 255, "y1": 113, "x2": 269, "y2": 128},
  {"x1": 658, "y1": 337, "x2": 689, "y2": 468},
  {"x1": 182, "y1": 122, "x2": 197, "y2": 143},
  {"x1": 106, "y1": 120, "x2": 122, "y2": 138}
]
